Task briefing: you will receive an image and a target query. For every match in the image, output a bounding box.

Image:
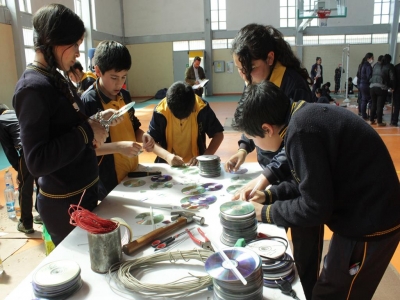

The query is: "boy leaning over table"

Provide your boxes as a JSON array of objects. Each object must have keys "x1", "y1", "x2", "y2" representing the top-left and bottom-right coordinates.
[{"x1": 232, "y1": 80, "x2": 400, "y2": 300}]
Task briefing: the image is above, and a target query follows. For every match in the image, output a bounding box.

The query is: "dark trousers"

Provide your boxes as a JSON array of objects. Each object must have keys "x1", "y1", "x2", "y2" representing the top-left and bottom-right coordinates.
[
  {"x1": 37, "y1": 183, "x2": 98, "y2": 246},
  {"x1": 292, "y1": 225, "x2": 324, "y2": 300},
  {"x1": 334, "y1": 78, "x2": 340, "y2": 93},
  {"x1": 370, "y1": 87, "x2": 388, "y2": 123},
  {"x1": 17, "y1": 154, "x2": 37, "y2": 228},
  {"x1": 391, "y1": 92, "x2": 400, "y2": 125},
  {"x1": 358, "y1": 84, "x2": 370, "y2": 119},
  {"x1": 312, "y1": 230, "x2": 400, "y2": 300}
]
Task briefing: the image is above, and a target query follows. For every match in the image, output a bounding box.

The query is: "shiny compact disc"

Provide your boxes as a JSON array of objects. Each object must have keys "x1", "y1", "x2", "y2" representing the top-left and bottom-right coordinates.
[
  {"x1": 189, "y1": 194, "x2": 217, "y2": 205},
  {"x1": 220, "y1": 201, "x2": 255, "y2": 216},
  {"x1": 226, "y1": 184, "x2": 244, "y2": 195},
  {"x1": 135, "y1": 212, "x2": 164, "y2": 225},
  {"x1": 205, "y1": 247, "x2": 261, "y2": 281},
  {"x1": 181, "y1": 185, "x2": 206, "y2": 195},
  {"x1": 123, "y1": 179, "x2": 146, "y2": 187},
  {"x1": 33, "y1": 260, "x2": 81, "y2": 287},
  {"x1": 151, "y1": 175, "x2": 172, "y2": 182},
  {"x1": 201, "y1": 183, "x2": 223, "y2": 191},
  {"x1": 245, "y1": 239, "x2": 287, "y2": 259}
]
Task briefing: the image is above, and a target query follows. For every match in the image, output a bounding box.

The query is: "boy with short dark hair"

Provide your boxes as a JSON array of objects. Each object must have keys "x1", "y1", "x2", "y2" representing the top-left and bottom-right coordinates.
[
  {"x1": 233, "y1": 80, "x2": 400, "y2": 299},
  {"x1": 81, "y1": 41, "x2": 153, "y2": 199},
  {"x1": 148, "y1": 81, "x2": 224, "y2": 166}
]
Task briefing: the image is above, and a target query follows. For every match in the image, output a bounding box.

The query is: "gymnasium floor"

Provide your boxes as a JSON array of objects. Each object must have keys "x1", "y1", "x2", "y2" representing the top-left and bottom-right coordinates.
[{"x1": 0, "y1": 94, "x2": 399, "y2": 299}]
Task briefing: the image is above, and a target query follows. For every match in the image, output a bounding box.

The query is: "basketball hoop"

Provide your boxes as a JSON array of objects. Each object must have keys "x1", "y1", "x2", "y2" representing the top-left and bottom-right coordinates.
[{"x1": 317, "y1": 9, "x2": 331, "y2": 27}]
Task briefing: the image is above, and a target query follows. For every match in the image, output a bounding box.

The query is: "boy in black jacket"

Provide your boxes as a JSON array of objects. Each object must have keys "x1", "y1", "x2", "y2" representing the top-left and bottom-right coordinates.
[{"x1": 233, "y1": 80, "x2": 400, "y2": 300}]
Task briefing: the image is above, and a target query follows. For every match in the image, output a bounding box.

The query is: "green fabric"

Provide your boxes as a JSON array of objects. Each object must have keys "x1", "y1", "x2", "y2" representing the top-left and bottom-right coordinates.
[{"x1": 234, "y1": 238, "x2": 246, "y2": 247}]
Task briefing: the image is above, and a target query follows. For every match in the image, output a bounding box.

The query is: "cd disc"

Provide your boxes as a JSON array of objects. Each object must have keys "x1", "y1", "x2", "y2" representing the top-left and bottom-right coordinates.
[
  {"x1": 135, "y1": 212, "x2": 164, "y2": 225},
  {"x1": 33, "y1": 260, "x2": 81, "y2": 286},
  {"x1": 201, "y1": 183, "x2": 223, "y2": 191},
  {"x1": 182, "y1": 167, "x2": 199, "y2": 175},
  {"x1": 246, "y1": 240, "x2": 287, "y2": 259},
  {"x1": 220, "y1": 201, "x2": 255, "y2": 216},
  {"x1": 123, "y1": 179, "x2": 146, "y2": 187},
  {"x1": 226, "y1": 184, "x2": 244, "y2": 194},
  {"x1": 180, "y1": 196, "x2": 209, "y2": 210},
  {"x1": 197, "y1": 155, "x2": 220, "y2": 162},
  {"x1": 189, "y1": 194, "x2": 217, "y2": 205},
  {"x1": 205, "y1": 248, "x2": 261, "y2": 282},
  {"x1": 229, "y1": 168, "x2": 248, "y2": 175},
  {"x1": 151, "y1": 175, "x2": 172, "y2": 182},
  {"x1": 181, "y1": 185, "x2": 206, "y2": 195}
]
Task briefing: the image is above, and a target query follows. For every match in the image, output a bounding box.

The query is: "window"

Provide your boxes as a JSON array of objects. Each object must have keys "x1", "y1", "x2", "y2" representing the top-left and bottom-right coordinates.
[
  {"x1": 173, "y1": 40, "x2": 205, "y2": 51},
  {"x1": 19, "y1": 0, "x2": 31, "y2": 13},
  {"x1": 373, "y1": 0, "x2": 390, "y2": 24},
  {"x1": 210, "y1": 0, "x2": 226, "y2": 30},
  {"x1": 90, "y1": 0, "x2": 97, "y2": 30},
  {"x1": 22, "y1": 27, "x2": 34, "y2": 64},
  {"x1": 0, "y1": 0, "x2": 6, "y2": 6},
  {"x1": 345, "y1": 34, "x2": 371, "y2": 44},
  {"x1": 74, "y1": 0, "x2": 86, "y2": 69},
  {"x1": 212, "y1": 39, "x2": 227, "y2": 49},
  {"x1": 302, "y1": 0, "x2": 319, "y2": 26},
  {"x1": 283, "y1": 36, "x2": 295, "y2": 46},
  {"x1": 303, "y1": 35, "x2": 319, "y2": 45},
  {"x1": 372, "y1": 33, "x2": 388, "y2": 44},
  {"x1": 280, "y1": 0, "x2": 296, "y2": 28},
  {"x1": 319, "y1": 35, "x2": 345, "y2": 45}
]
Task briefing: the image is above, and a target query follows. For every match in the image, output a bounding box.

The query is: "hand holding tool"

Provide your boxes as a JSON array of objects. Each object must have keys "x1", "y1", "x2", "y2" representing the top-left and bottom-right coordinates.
[
  {"x1": 128, "y1": 171, "x2": 161, "y2": 178},
  {"x1": 186, "y1": 227, "x2": 214, "y2": 252}
]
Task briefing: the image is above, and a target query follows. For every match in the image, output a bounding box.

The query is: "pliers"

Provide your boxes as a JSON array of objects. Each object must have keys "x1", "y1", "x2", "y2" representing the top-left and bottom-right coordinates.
[{"x1": 185, "y1": 227, "x2": 214, "y2": 252}]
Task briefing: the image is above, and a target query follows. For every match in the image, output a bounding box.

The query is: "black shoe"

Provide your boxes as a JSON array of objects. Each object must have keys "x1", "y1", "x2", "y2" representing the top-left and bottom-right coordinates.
[
  {"x1": 33, "y1": 215, "x2": 43, "y2": 225},
  {"x1": 377, "y1": 122, "x2": 386, "y2": 127},
  {"x1": 390, "y1": 123, "x2": 398, "y2": 127},
  {"x1": 17, "y1": 222, "x2": 34, "y2": 234}
]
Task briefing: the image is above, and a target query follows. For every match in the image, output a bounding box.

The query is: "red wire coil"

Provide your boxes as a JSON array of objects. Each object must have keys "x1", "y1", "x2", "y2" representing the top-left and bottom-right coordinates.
[{"x1": 68, "y1": 190, "x2": 118, "y2": 234}]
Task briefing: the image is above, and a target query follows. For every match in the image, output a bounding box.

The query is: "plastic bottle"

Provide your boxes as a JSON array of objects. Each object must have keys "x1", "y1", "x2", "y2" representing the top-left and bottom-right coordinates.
[
  {"x1": 5, "y1": 184, "x2": 16, "y2": 219},
  {"x1": 14, "y1": 188, "x2": 21, "y2": 217},
  {"x1": 4, "y1": 169, "x2": 15, "y2": 190},
  {"x1": 0, "y1": 255, "x2": 4, "y2": 275}
]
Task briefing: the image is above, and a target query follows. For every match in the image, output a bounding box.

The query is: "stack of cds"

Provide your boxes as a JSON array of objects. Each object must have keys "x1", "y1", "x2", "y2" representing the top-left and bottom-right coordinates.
[
  {"x1": 205, "y1": 247, "x2": 264, "y2": 300},
  {"x1": 219, "y1": 201, "x2": 258, "y2": 246},
  {"x1": 32, "y1": 260, "x2": 83, "y2": 299},
  {"x1": 246, "y1": 240, "x2": 295, "y2": 288},
  {"x1": 197, "y1": 155, "x2": 221, "y2": 177}
]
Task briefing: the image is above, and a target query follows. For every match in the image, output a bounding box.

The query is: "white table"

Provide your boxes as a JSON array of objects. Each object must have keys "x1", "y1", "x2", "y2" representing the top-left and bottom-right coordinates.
[{"x1": 6, "y1": 163, "x2": 306, "y2": 300}]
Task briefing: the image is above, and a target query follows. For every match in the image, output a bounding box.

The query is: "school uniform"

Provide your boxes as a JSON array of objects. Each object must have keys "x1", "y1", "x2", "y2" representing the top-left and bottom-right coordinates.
[
  {"x1": 13, "y1": 65, "x2": 99, "y2": 245},
  {"x1": 262, "y1": 101, "x2": 400, "y2": 299}
]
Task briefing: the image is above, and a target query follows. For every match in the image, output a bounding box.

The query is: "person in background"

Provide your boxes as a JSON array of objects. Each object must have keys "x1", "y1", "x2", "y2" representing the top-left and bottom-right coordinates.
[
  {"x1": 185, "y1": 56, "x2": 206, "y2": 97},
  {"x1": 148, "y1": 81, "x2": 224, "y2": 167},
  {"x1": 0, "y1": 104, "x2": 41, "y2": 233},
  {"x1": 333, "y1": 63, "x2": 343, "y2": 94},
  {"x1": 390, "y1": 60, "x2": 400, "y2": 126},
  {"x1": 356, "y1": 52, "x2": 374, "y2": 120},
  {"x1": 224, "y1": 24, "x2": 318, "y2": 300},
  {"x1": 81, "y1": 40, "x2": 154, "y2": 200},
  {"x1": 233, "y1": 80, "x2": 400, "y2": 300},
  {"x1": 369, "y1": 54, "x2": 395, "y2": 126},
  {"x1": 346, "y1": 77, "x2": 354, "y2": 94},
  {"x1": 12, "y1": 4, "x2": 114, "y2": 246},
  {"x1": 315, "y1": 88, "x2": 329, "y2": 104},
  {"x1": 311, "y1": 57, "x2": 323, "y2": 101},
  {"x1": 66, "y1": 61, "x2": 97, "y2": 95}
]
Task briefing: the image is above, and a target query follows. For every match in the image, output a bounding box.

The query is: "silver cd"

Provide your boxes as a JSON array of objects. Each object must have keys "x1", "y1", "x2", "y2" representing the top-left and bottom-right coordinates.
[
  {"x1": 205, "y1": 247, "x2": 261, "y2": 282},
  {"x1": 33, "y1": 260, "x2": 81, "y2": 287},
  {"x1": 245, "y1": 239, "x2": 286, "y2": 259}
]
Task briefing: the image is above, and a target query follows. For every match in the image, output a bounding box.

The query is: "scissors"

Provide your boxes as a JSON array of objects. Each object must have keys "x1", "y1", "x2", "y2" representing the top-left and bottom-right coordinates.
[
  {"x1": 186, "y1": 227, "x2": 214, "y2": 252},
  {"x1": 99, "y1": 102, "x2": 136, "y2": 131}
]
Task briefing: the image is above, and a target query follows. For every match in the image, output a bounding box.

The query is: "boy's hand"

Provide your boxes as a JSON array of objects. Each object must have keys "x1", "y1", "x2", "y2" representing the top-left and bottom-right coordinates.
[
  {"x1": 166, "y1": 154, "x2": 185, "y2": 166},
  {"x1": 249, "y1": 201, "x2": 264, "y2": 222},
  {"x1": 116, "y1": 141, "x2": 143, "y2": 157},
  {"x1": 187, "y1": 157, "x2": 198, "y2": 166},
  {"x1": 142, "y1": 133, "x2": 155, "y2": 152},
  {"x1": 225, "y1": 151, "x2": 247, "y2": 173},
  {"x1": 103, "y1": 108, "x2": 124, "y2": 126}
]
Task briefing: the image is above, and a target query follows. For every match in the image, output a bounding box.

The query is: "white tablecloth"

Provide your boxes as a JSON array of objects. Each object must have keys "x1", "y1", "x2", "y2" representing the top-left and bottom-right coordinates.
[{"x1": 6, "y1": 163, "x2": 305, "y2": 300}]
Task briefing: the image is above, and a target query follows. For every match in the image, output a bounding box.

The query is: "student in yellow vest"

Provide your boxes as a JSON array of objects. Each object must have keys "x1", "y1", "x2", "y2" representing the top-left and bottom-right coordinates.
[
  {"x1": 81, "y1": 41, "x2": 154, "y2": 199},
  {"x1": 148, "y1": 81, "x2": 224, "y2": 166},
  {"x1": 67, "y1": 61, "x2": 97, "y2": 95}
]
